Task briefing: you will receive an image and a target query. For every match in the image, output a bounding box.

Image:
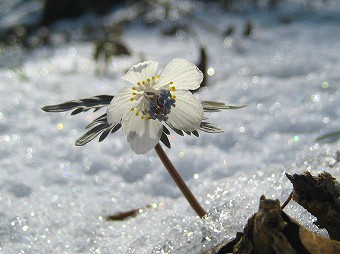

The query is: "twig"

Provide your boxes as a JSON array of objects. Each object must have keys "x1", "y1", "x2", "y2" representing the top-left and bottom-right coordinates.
[{"x1": 281, "y1": 191, "x2": 293, "y2": 210}]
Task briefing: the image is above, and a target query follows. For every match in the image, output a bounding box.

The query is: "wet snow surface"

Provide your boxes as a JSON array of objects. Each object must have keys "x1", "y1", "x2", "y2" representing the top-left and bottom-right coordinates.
[{"x1": 0, "y1": 1, "x2": 340, "y2": 253}]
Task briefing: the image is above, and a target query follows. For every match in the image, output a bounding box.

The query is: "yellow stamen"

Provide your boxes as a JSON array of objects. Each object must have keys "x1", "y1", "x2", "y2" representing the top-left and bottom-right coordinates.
[
  {"x1": 172, "y1": 95, "x2": 176, "y2": 99},
  {"x1": 130, "y1": 107, "x2": 135, "y2": 111},
  {"x1": 137, "y1": 82, "x2": 141, "y2": 86},
  {"x1": 147, "y1": 78, "x2": 150, "y2": 82},
  {"x1": 133, "y1": 92, "x2": 137, "y2": 95},
  {"x1": 130, "y1": 98, "x2": 134, "y2": 101},
  {"x1": 157, "y1": 75, "x2": 160, "y2": 78},
  {"x1": 170, "y1": 86, "x2": 176, "y2": 91},
  {"x1": 169, "y1": 81, "x2": 174, "y2": 84},
  {"x1": 132, "y1": 87, "x2": 136, "y2": 90},
  {"x1": 142, "y1": 81, "x2": 145, "y2": 85},
  {"x1": 152, "y1": 76, "x2": 155, "y2": 80},
  {"x1": 135, "y1": 112, "x2": 139, "y2": 116},
  {"x1": 141, "y1": 115, "x2": 144, "y2": 119}
]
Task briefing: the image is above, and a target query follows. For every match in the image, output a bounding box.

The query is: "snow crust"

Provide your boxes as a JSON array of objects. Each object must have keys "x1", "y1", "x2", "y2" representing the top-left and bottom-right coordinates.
[{"x1": 0, "y1": 1, "x2": 339, "y2": 253}]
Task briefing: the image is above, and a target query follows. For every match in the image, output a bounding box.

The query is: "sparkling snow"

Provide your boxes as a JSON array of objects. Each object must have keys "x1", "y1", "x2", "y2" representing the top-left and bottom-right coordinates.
[{"x1": 0, "y1": 1, "x2": 339, "y2": 253}]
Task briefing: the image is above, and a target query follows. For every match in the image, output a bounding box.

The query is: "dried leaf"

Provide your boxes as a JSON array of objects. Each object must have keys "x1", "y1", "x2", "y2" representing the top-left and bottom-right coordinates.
[
  {"x1": 286, "y1": 172, "x2": 340, "y2": 240},
  {"x1": 210, "y1": 194, "x2": 340, "y2": 254},
  {"x1": 106, "y1": 204, "x2": 154, "y2": 221},
  {"x1": 299, "y1": 226, "x2": 340, "y2": 254}
]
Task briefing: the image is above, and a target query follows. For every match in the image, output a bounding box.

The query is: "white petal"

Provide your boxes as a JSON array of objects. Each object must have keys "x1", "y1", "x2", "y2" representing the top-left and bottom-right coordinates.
[
  {"x1": 122, "y1": 111, "x2": 163, "y2": 154},
  {"x1": 122, "y1": 60, "x2": 159, "y2": 84},
  {"x1": 107, "y1": 87, "x2": 136, "y2": 125},
  {"x1": 167, "y1": 91, "x2": 203, "y2": 131},
  {"x1": 154, "y1": 58, "x2": 203, "y2": 90}
]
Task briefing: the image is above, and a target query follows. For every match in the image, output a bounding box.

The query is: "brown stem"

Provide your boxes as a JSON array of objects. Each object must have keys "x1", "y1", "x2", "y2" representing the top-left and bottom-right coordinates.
[{"x1": 154, "y1": 143, "x2": 207, "y2": 218}]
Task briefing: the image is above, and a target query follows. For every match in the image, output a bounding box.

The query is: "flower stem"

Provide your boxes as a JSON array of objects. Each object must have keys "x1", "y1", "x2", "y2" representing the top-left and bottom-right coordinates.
[{"x1": 154, "y1": 143, "x2": 207, "y2": 218}]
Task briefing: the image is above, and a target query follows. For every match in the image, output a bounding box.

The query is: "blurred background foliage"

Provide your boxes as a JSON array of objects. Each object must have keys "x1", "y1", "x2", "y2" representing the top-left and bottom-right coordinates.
[
  {"x1": 0, "y1": 0, "x2": 334, "y2": 72},
  {"x1": 0, "y1": 0, "x2": 332, "y2": 49}
]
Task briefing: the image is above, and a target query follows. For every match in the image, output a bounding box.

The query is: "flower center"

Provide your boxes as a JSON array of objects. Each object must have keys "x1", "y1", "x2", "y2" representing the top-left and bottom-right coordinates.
[
  {"x1": 148, "y1": 89, "x2": 176, "y2": 121},
  {"x1": 129, "y1": 76, "x2": 176, "y2": 121}
]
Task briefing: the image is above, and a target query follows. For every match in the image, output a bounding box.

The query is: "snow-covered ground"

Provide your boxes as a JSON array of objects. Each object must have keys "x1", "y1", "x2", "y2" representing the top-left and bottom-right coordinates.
[{"x1": 0, "y1": 1, "x2": 339, "y2": 253}]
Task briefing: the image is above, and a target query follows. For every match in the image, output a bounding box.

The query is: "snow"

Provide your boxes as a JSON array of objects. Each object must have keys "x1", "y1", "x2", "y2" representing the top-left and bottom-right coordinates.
[{"x1": 0, "y1": 1, "x2": 339, "y2": 253}]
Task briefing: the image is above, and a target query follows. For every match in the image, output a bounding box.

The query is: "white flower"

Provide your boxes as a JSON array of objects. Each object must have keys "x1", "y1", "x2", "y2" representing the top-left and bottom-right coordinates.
[{"x1": 107, "y1": 58, "x2": 204, "y2": 154}]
